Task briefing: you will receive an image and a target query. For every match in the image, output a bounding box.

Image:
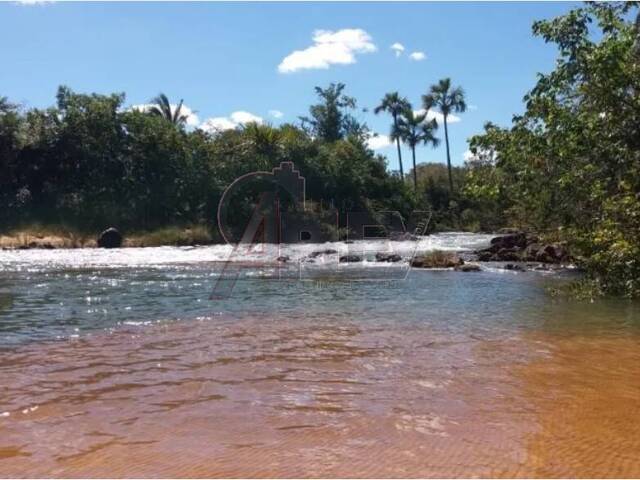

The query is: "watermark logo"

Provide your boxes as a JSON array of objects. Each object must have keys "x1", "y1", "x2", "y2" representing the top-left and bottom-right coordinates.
[{"x1": 212, "y1": 162, "x2": 430, "y2": 298}]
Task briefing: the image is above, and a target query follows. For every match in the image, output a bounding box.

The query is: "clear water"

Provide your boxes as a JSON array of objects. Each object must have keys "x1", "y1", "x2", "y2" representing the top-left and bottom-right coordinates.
[{"x1": 1, "y1": 233, "x2": 640, "y2": 477}]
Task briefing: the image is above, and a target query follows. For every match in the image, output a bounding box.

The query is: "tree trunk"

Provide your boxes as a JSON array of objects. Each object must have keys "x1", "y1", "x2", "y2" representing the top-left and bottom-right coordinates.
[
  {"x1": 412, "y1": 145, "x2": 418, "y2": 190},
  {"x1": 393, "y1": 114, "x2": 404, "y2": 180},
  {"x1": 443, "y1": 115, "x2": 454, "y2": 193}
]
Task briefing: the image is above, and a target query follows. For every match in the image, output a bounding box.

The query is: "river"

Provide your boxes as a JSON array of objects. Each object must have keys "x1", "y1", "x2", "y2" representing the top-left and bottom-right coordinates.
[{"x1": 1, "y1": 233, "x2": 639, "y2": 477}]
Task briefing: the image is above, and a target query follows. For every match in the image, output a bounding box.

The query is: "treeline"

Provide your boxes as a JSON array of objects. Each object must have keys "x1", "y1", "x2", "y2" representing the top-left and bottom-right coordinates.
[
  {"x1": 464, "y1": 2, "x2": 640, "y2": 297},
  {"x1": 0, "y1": 83, "x2": 495, "y2": 236}
]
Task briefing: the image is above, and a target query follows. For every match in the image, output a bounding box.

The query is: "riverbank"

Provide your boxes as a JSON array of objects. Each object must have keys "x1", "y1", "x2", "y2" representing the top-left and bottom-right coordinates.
[{"x1": 0, "y1": 224, "x2": 215, "y2": 249}]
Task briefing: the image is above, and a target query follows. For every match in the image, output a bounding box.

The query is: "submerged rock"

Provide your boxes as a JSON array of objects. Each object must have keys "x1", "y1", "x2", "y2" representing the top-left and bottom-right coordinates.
[
  {"x1": 455, "y1": 263, "x2": 481, "y2": 272},
  {"x1": 97, "y1": 227, "x2": 122, "y2": 249},
  {"x1": 339, "y1": 254, "x2": 362, "y2": 263}
]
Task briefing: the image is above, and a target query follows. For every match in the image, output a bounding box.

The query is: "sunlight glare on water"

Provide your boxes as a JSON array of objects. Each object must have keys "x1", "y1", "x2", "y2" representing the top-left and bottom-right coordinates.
[{"x1": 1, "y1": 233, "x2": 639, "y2": 477}]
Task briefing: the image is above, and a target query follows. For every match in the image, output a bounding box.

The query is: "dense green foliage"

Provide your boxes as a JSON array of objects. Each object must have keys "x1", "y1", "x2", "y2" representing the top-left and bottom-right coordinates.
[
  {"x1": 0, "y1": 84, "x2": 416, "y2": 235},
  {"x1": 465, "y1": 2, "x2": 640, "y2": 297}
]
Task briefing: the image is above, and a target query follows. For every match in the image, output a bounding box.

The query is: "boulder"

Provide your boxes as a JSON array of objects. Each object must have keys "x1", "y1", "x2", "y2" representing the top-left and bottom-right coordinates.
[
  {"x1": 490, "y1": 232, "x2": 527, "y2": 250},
  {"x1": 339, "y1": 254, "x2": 362, "y2": 263},
  {"x1": 97, "y1": 227, "x2": 123, "y2": 249},
  {"x1": 375, "y1": 252, "x2": 402, "y2": 263}
]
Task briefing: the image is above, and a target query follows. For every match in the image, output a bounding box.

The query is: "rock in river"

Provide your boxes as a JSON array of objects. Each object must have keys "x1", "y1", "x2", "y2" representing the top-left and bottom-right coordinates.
[{"x1": 97, "y1": 227, "x2": 123, "y2": 249}]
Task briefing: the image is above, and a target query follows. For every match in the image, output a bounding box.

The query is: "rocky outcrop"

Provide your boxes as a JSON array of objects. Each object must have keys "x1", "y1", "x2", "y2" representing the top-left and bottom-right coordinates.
[
  {"x1": 97, "y1": 227, "x2": 122, "y2": 249},
  {"x1": 476, "y1": 232, "x2": 570, "y2": 264},
  {"x1": 411, "y1": 251, "x2": 463, "y2": 269},
  {"x1": 375, "y1": 252, "x2": 402, "y2": 263}
]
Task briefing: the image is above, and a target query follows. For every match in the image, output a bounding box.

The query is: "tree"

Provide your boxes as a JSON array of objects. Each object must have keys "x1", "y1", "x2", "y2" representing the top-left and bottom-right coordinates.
[
  {"x1": 374, "y1": 92, "x2": 411, "y2": 180},
  {"x1": 148, "y1": 93, "x2": 191, "y2": 127},
  {"x1": 393, "y1": 109, "x2": 440, "y2": 190},
  {"x1": 300, "y1": 83, "x2": 365, "y2": 143},
  {"x1": 422, "y1": 78, "x2": 466, "y2": 193},
  {"x1": 466, "y1": 2, "x2": 640, "y2": 296}
]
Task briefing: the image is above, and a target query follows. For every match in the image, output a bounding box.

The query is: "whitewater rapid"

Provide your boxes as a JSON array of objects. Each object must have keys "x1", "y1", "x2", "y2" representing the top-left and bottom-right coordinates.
[{"x1": 0, "y1": 232, "x2": 494, "y2": 272}]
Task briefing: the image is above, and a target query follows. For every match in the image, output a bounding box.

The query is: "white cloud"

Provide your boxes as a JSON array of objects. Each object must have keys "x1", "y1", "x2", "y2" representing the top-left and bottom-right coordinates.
[
  {"x1": 468, "y1": 104, "x2": 478, "y2": 111},
  {"x1": 131, "y1": 103, "x2": 199, "y2": 127},
  {"x1": 269, "y1": 109, "x2": 284, "y2": 119},
  {"x1": 409, "y1": 51, "x2": 426, "y2": 61},
  {"x1": 200, "y1": 117, "x2": 237, "y2": 132},
  {"x1": 278, "y1": 28, "x2": 376, "y2": 73},
  {"x1": 199, "y1": 111, "x2": 264, "y2": 133},
  {"x1": 414, "y1": 108, "x2": 461, "y2": 124},
  {"x1": 230, "y1": 111, "x2": 263, "y2": 124},
  {"x1": 367, "y1": 133, "x2": 392, "y2": 150},
  {"x1": 15, "y1": 0, "x2": 52, "y2": 4},
  {"x1": 463, "y1": 150, "x2": 475, "y2": 162},
  {"x1": 390, "y1": 42, "x2": 405, "y2": 58},
  {"x1": 464, "y1": 147, "x2": 497, "y2": 163}
]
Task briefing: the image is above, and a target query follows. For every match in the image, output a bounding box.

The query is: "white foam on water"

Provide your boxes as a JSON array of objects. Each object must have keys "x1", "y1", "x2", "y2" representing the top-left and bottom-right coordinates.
[{"x1": 0, "y1": 232, "x2": 494, "y2": 272}]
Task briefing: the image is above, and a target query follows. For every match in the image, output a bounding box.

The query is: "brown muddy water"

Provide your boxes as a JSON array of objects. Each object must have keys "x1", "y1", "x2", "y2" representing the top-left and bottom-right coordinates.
[{"x1": 0, "y1": 238, "x2": 639, "y2": 477}]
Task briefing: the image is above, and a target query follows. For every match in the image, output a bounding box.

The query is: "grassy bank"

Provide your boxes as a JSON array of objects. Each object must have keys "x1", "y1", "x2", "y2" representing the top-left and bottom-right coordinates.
[{"x1": 0, "y1": 224, "x2": 217, "y2": 249}]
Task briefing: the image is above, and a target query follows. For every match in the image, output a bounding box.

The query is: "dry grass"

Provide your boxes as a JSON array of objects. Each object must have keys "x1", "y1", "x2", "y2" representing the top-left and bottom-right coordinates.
[
  {"x1": 124, "y1": 225, "x2": 213, "y2": 247},
  {"x1": 0, "y1": 224, "x2": 95, "y2": 249},
  {"x1": 0, "y1": 224, "x2": 215, "y2": 249}
]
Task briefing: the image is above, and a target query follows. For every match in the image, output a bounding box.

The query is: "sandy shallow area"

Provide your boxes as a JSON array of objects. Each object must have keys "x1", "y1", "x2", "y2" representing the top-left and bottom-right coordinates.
[{"x1": 1, "y1": 314, "x2": 639, "y2": 478}]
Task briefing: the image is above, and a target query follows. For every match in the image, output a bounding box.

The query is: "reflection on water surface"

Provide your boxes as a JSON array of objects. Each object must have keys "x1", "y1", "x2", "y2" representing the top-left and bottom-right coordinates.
[{"x1": 0, "y1": 239, "x2": 639, "y2": 477}]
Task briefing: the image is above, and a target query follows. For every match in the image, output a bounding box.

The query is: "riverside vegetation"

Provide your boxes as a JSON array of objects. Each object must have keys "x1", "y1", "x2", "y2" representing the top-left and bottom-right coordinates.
[{"x1": 0, "y1": 3, "x2": 639, "y2": 297}]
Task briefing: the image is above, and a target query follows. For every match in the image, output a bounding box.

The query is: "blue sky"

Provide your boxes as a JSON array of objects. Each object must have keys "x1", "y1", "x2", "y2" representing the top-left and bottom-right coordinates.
[{"x1": 0, "y1": 1, "x2": 577, "y2": 172}]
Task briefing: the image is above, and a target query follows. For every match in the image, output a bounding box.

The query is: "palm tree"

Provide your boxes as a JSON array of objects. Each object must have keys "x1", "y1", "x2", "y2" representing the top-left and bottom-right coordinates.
[
  {"x1": 148, "y1": 93, "x2": 190, "y2": 126},
  {"x1": 422, "y1": 78, "x2": 466, "y2": 193},
  {"x1": 394, "y1": 109, "x2": 440, "y2": 190},
  {"x1": 374, "y1": 92, "x2": 411, "y2": 180}
]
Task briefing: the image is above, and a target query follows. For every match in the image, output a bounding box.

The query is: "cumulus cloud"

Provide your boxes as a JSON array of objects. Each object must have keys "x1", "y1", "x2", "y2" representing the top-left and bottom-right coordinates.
[
  {"x1": 131, "y1": 103, "x2": 199, "y2": 127},
  {"x1": 367, "y1": 133, "x2": 392, "y2": 150},
  {"x1": 414, "y1": 108, "x2": 461, "y2": 124},
  {"x1": 230, "y1": 111, "x2": 263, "y2": 124},
  {"x1": 269, "y1": 109, "x2": 284, "y2": 119},
  {"x1": 409, "y1": 51, "x2": 426, "y2": 61},
  {"x1": 278, "y1": 28, "x2": 376, "y2": 73},
  {"x1": 199, "y1": 111, "x2": 264, "y2": 133},
  {"x1": 390, "y1": 42, "x2": 405, "y2": 57}
]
